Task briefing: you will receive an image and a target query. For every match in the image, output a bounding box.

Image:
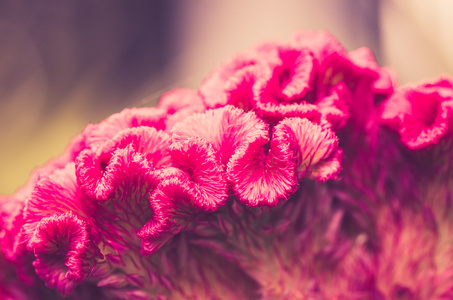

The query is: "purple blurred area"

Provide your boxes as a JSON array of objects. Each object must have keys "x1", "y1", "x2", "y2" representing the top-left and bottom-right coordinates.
[
  {"x1": 0, "y1": 0, "x2": 179, "y2": 111},
  {"x1": 0, "y1": 0, "x2": 451, "y2": 194}
]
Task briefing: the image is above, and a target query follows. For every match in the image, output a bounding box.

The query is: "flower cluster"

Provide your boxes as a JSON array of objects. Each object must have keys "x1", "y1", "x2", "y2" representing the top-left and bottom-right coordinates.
[{"x1": 1, "y1": 30, "x2": 453, "y2": 300}]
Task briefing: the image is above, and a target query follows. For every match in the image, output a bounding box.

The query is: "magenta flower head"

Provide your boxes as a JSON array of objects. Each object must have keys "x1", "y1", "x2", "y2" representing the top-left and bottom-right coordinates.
[
  {"x1": 27, "y1": 211, "x2": 102, "y2": 296},
  {"x1": 381, "y1": 77, "x2": 453, "y2": 149},
  {"x1": 198, "y1": 52, "x2": 263, "y2": 111},
  {"x1": 2, "y1": 30, "x2": 453, "y2": 300},
  {"x1": 157, "y1": 88, "x2": 206, "y2": 129},
  {"x1": 200, "y1": 30, "x2": 394, "y2": 131}
]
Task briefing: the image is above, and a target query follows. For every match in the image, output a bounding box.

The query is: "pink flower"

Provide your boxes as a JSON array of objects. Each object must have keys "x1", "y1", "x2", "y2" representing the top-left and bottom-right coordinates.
[
  {"x1": 76, "y1": 131, "x2": 177, "y2": 258},
  {"x1": 291, "y1": 30, "x2": 348, "y2": 62},
  {"x1": 172, "y1": 105, "x2": 297, "y2": 206},
  {"x1": 199, "y1": 30, "x2": 391, "y2": 130},
  {"x1": 157, "y1": 88, "x2": 206, "y2": 129},
  {"x1": 27, "y1": 211, "x2": 102, "y2": 296},
  {"x1": 4, "y1": 29, "x2": 453, "y2": 300},
  {"x1": 138, "y1": 165, "x2": 224, "y2": 255},
  {"x1": 0, "y1": 197, "x2": 25, "y2": 262},
  {"x1": 292, "y1": 30, "x2": 388, "y2": 130},
  {"x1": 349, "y1": 47, "x2": 395, "y2": 96},
  {"x1": 199, "y1": 53, "x2": 263, "y2": 111},
  {"x1": 169, "y1": 138, "x2": 228, "y2": 211},
  {"x1": 82, "y1": 107, "x2": 168, "y2": 153},
  {"x1": 228, "y1": 117, "x2": 342, "y2": 206},
  {"x1": 380, "y1": 77, "x2": 453, "y2": 149},
  {"x1": 76, "y1": 126, "x2": 171, "y2": 201},
  {"x1": 137, "y1": 184, "x2": 178, "y2": 255},
  {"x1": 172, "y1": 106, "x2": 342, "y2": 207},
  {"x1": 276, "y1": 117, "x2": 342, "y2": 181},
  {"x1": 172, "y1": 105, "x2": 268, "y2": 166},
  {"x1": 138, "y1": 137, "x2": 230, "y2": 255},
  {"x1": 227, "y1": 133, "x2": 298, "y2": 207},
  {"x1": 253, "y1": 45, "x2": 322, "y2": 124},
  {"x1": 0, "y1": 197, "x2": 38, "y2": 286},
  {"x1": 80, "y1": 146, "x2": 160, "y2": 250},
  {"x1": 23, "y1": 164, "x2": 94, "y2": 243}
]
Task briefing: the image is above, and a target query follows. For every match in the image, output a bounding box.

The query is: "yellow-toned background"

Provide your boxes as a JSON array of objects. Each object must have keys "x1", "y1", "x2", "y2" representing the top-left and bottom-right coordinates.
[{"x1": 1, "y1": 0, "x2": 452, "y2": 194}]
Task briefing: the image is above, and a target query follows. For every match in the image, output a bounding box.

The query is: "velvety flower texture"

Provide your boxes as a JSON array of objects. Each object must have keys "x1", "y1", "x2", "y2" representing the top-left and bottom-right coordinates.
[
  {"x1": 2, "y1": 30, "x2": 453, "y2": 300},
  {"x1": 200, "y1": 30, "x2": 394, "y2": 130},
  {"x1": 27, "y1": 211, "x2": 102, "y2": 296},
  {"x1": 172, "y1": 105, "x2": 340, "y2": 206},
  {"x1": 381, "y1": 77, "x2": 453, "y2": 149}
]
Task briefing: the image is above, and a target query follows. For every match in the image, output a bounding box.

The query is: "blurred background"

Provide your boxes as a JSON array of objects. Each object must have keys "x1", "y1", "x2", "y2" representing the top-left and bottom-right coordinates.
[{"x1": 0, "y1": 0, "x2": 452, "y2": 194}]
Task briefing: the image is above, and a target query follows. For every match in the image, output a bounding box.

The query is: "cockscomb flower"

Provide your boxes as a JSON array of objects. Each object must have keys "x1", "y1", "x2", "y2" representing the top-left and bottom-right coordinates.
[
  {"x1": 0, "y1": 196, "x2": 38, "y2": 286},
  {"x1": 381, "y1": 77, "x2": 453, "y2": 149},
  {"x1": 228, "y1": 116, "x2": 342, "y2": 206},
  {"x1": 82, "y1": 106, "x2": 168, "y2": 154},
  {"x1": 349, "y1": 46, "x2": 395, "y2": 96},
  {"x1": 0, "y1": 197, "x2": 25, "y2": 262},
  {"x1": 76, "y1": 126, "x2": 171, "y2": 201},
  {"x1": 27, "y1": 211, "x2": 102, "y2": 296},
  {"x1": 253, "y1": 44, "x2": 322, "y2": 124},
  {"x1": 22, "y1": 164, "x2": 94, "y2": 242},
  {"x1": 138, "y1": 162, "x2": 227, "y2": 256},
  {"x1": 171, "y1": 105, "x2": 296, "y2": 207},
  {"x1": 200, "y1": 30, "x2": 394, "y2": 131},
  {"x1": 199, "y1": 52, "x2": 264, "y2": 111},
  {"x1": 171, "y1": 105, "x2": 269, "y2": 166},
  {"x1": 157, "y1": 88, "x2": 206, "y2": 129},
  {"x1": 169, "y1": 138, "x2": 228, "y2": 211},
  {"x1": 3, "y1": 30, "x2": 453, "y2": 300},
  {"x1": 276, "y1": 117, "x2": 342, "y2": 181}
]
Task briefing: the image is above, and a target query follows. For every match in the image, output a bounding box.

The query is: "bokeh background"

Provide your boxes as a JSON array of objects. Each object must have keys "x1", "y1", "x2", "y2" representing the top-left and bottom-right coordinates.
[{"x1": 1, "y1": 0, "x2": 452, "y2": 194}]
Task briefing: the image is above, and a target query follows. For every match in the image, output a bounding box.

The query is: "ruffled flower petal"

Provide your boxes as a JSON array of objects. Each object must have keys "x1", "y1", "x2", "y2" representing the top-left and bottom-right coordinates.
[
  {"x1": 76, "y1": 127, "x2": 175, "y2": 254},
  {"x1": 257, "y1": 46, "x2": 315, "y2": 102},
  {"x1": 171, "y1": 105, "x2": 269, "y2": 166},
  {"x1": 277, "y1": 117, "x2": 342, "y2": 181},
  {"x1": 77, "y1": 155, "x2": 159, "y2": 261},
  {"x1": 316, "y1": 82, "x2": 351, "y2": 129},
  {"x1": 381, "y1": 77, "x2": 453, "y2": 149},
  {"x1": 0, "y1": 197, "x2": 38, "y2": 285},
  {"x1": 75, "y1": 149, "x2": 118, "y2": 201},
  {"x1": 158, "y1": 88, "x2": 204, "y2": 114},
  {"x1": 157, "y1": 88, "x2": 206, "y2": 129},
  {"x1": 199, "y1": 54, "x2": 263, "y2": 109},
  {"x1": 99, "y1": 126, "x2": 172, "y2": 170},
  {"x1": 138, "y1": 160, "x2": 228, "y2": 255},
  {"x1": 291, "y1": 30, "x2": 348, "y2": 62},
  {"x1": 291, "y1": 30, "x2": 385, "y2": 131},
  {"x1": 304, "y1": 51, "x2": 379, "y2": 134},
  {"x1": 27, "y1": 211, "x2": 102, "y2": 296},
  {"x1": 254, "y1": 46, "x2": 321, "y2": 123},
  {"x1": 226, "y1": 117, "x2": 341, "y2": 207},
  {"x1": 76, "y1": 127, "x2": 171, "y2": 201},
  {"x1": 349, "y1": 47, "x2": 395, "y2": 96},
  {"x1": 97, "y1": 146, "x2": 158, "y2": 211},
  {"x1": 170, "y1": 137, "x2": 229, "y2": 211},
  {"x1": 318, "y1": 49, "x2": 378, "y2": 89},
  {"x1": 138, "y1": 136, "x2": 229, "y2": 255},
  {"x1": 83, "y1": 107, "x2": 167, "y2": 153},
  {"x1": 227, "y1": 123, "x2": 299, "y2": 207},
  {"x1": 77, "y1": 145, "x2": 160, "y2": 251},
  {"x1": 137, "y1": 168, "x2": 187, "y2": 255},
  {"x1": 0, "y1": 197, "x2": 25, "y2": 262},
  {"x1": 221, "y1": 66, "x2": 257, "y2": 112},
  {"x1": 23, "y1": 163, "x2": 93, "y2": 242}
]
